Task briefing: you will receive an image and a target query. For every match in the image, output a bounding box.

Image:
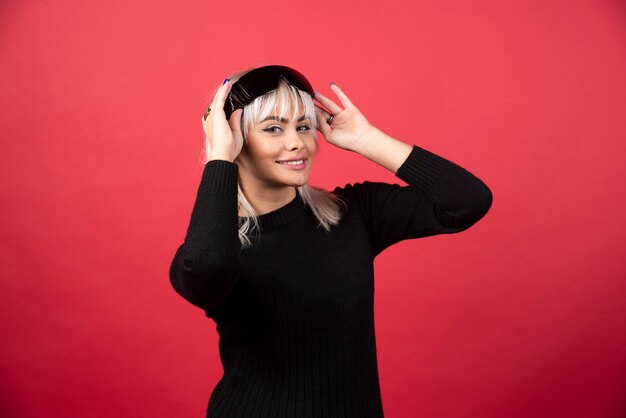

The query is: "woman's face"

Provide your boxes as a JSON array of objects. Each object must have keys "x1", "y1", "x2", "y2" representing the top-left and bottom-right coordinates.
[{"x1": 236, "y1": 106, "x2": 316, "y2": 194}]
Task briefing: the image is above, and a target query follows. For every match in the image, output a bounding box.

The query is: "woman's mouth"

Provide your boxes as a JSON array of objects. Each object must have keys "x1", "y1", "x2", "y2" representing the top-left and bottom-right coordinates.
[{"x1": 276, "y1": 158, "x2": 307, "y2": 170}]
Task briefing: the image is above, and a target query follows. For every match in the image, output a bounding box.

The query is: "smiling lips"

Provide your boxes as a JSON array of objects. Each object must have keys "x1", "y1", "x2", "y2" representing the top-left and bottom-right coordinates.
[{"x1": 276, "y1": 158, "x2": 307, "y2": 170}]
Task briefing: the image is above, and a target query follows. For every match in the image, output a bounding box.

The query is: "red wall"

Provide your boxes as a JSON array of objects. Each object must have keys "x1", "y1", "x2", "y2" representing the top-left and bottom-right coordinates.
[{"x1": 1, "y1": 0, "x2": 625, "y2": 417}]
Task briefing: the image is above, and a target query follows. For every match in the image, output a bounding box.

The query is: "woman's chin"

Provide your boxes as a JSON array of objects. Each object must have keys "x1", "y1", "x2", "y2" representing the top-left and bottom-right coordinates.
[
  {"x1": 280, "y1": 173, "x2": 310, "y2": 188},
  {"x1": 285, "y1": 180, "x2": 308, "y2": 189}
]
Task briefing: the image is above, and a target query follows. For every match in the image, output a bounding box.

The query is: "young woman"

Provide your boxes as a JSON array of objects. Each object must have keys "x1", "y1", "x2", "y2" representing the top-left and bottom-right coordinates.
[{"x1": 169, "y1": 65, "x2": 492, "y2": 417}]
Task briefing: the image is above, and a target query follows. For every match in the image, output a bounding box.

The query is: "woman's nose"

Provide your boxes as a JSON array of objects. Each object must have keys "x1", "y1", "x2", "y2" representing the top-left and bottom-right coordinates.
[{"x1": 285, "y1": 130, "x2": 304, "y2": 151}]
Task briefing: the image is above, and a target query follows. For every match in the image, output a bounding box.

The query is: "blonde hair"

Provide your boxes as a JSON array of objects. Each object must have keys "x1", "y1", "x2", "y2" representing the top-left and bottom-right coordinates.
[{"x1": 203, "y1": 72, "x2": 343, "y2": 247}]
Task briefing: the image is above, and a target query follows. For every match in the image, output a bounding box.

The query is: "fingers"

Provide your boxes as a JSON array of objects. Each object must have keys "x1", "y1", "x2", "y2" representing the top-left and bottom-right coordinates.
[
  {"x1": 315, "y1": 83, "x2": 356, "y2": 115},
  {"x1": 315, "y1": 104, "x2": 332, "y2": 120},
  {"x1": 314, "y1": 91, "x2": 343, "y2": 115},
  {"x1": 329, "y1": 83, "x2": 355, "y2": 109},
  {"x1": 215, "y1": 79, "x2": 232, "y2": 110},
  {"x1": 205, "y1": 79, "x2": 232, "y2": 120},
  {"x1": 203, "y1": 79, "x2": 232, "y2": 137},
  {"x1": 315, "y1": 107, "x2": 332, "y2": 138},
  {"x1": 229, "y1": 109, "x2": 243, "y2": 136},
  {"x1": 202, "y1": 114, "x2": 210, "y2": 136}
]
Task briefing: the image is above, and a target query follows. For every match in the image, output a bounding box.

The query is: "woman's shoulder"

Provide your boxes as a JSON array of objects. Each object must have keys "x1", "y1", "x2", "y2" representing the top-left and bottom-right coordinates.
[
  {"x1": 330, "y1": 181, "x2": 407, "y2": 217},
  {"x1": 332, "y1": 181, "x2": 403, "y2": 199}
]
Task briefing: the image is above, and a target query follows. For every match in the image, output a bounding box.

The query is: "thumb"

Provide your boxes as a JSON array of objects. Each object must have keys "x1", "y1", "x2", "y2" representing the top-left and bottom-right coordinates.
[
  {"x1": 315, "y1": 109, "x2": 332, "y2": 139},
  {"x1": 229, "y1": 109, "x2": 244, "y2": 137}
]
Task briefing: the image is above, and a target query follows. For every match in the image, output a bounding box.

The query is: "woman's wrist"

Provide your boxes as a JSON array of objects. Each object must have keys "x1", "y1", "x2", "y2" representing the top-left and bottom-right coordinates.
[
  {"x1": 350, "y1": 126, "x2": 383, "y2": 156},
  {"x1": 352, "y1": 127, "x2": 413, "y2": 173},
  {"x1": 208, "y1": 149, "x2": 236, "y2": 163}
]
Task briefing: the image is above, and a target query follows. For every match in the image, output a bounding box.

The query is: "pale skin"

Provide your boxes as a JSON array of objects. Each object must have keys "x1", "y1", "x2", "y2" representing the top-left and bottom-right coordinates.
[{"x1": 203, "y1": 80, "x2": 413, "y2": 215}]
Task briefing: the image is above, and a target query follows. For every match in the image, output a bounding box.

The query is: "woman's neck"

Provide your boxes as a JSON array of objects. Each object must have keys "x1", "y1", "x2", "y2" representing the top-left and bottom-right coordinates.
[{"x1": 239, "y1": 185, "x2": 297, "y2": 216}]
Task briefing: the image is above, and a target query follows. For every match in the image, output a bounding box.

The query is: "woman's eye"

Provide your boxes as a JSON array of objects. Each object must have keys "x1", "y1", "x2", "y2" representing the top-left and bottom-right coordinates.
[
  {"x1": 263, "y1": 126, "x2": 283, "y2": 133},
  {"x1": 298, "y1": 125, "x2": 311, "y2": 131}
]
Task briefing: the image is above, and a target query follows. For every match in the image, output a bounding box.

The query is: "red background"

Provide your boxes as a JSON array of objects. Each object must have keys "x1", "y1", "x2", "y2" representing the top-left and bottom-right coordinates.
[{"x1": 2, "y1": 1, "x2": 626, "y2": 417}]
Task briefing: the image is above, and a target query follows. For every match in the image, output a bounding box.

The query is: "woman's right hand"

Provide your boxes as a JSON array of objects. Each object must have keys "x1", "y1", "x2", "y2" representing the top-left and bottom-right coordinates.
[{"x1": 202, "y1": 80, "x2": 244, "y2": 162}]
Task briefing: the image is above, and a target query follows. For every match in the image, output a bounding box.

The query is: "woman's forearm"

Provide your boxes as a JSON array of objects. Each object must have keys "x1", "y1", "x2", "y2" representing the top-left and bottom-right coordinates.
[{"x1": 350, "y1": 127, "x2": 413, "y2": 174}]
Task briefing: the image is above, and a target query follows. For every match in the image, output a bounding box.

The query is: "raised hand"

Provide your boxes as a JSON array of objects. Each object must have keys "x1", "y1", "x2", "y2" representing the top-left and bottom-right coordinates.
[
  {"x1": 314, "y1": 83, "x2": 374, "y2": 152},
  {"x1": 202, "y1": 80, "x2": 244, "y2": 162},
  {"x1": 315, "y1": 82, "x2": 412, "y2": 173}
]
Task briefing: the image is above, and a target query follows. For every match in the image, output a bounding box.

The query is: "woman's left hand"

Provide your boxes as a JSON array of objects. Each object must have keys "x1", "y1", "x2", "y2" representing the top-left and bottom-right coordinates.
[{"x1": 315, "y1": 83, "x2": 374, "y2": 152}]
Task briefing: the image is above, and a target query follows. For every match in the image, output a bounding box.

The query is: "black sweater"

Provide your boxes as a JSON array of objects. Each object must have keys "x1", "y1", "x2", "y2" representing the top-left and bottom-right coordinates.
[{"x1": 169, "y1": 145, "x2": 492, "y2": 418}]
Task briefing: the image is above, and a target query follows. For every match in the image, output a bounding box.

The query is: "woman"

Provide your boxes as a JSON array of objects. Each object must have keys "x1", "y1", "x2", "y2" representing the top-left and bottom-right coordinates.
[{"x1": 169, "y1": 65, "x2": 492, "y2": 417}]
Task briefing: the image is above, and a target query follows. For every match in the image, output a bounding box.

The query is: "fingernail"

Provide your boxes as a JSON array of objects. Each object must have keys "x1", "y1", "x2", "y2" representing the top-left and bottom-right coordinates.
[
  {"x1": 223, "y1": 78, "x2": 230, "y2": 85},
  {"x1": 329, "y1": 82, "x2": 335, "y2": 86}
]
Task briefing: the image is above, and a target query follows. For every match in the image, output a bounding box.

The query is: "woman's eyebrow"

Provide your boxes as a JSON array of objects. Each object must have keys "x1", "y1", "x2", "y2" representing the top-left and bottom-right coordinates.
[
  {"x1": 260, "y1": 115, "x2": 310, "y2": 123},
  {"x1": 260, "y1": 116, "x2": 286, "y2": 123}
]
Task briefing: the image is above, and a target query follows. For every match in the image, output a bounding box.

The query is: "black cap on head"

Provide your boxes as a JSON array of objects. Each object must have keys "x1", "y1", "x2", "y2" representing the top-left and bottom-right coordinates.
[{"x1": 224, "y1": 65, "x2": 314, "y2": 120}]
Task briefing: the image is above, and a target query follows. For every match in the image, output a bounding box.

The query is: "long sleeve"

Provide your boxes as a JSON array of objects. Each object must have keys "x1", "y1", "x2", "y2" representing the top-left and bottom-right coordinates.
[
  {"x1": 169, "y1": 160, "x2": 242, "y2": 312},
  {"x1": 168, "y1": 147, "x2": 491, "y2": 417},
  {"x1": 339, "y1": 145, "x2": 493, "y2": 256}
]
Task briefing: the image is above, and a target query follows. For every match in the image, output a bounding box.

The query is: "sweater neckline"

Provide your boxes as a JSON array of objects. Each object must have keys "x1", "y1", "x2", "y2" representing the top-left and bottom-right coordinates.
[{"x1": 239, "y1": 192, "x2": 308, "y2": 232}]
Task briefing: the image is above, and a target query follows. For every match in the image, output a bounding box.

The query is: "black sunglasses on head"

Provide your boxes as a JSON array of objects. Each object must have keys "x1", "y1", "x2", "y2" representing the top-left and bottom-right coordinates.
[{"x1": 218, "y1": 65, "x2": 314, "y2": 120}]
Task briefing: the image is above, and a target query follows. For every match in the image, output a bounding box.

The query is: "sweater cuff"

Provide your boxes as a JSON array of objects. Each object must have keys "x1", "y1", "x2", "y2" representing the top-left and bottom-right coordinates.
[
  {"x1": 198, "y1": 160, "x2": 239, "y2": 194},
  {"x1": 396, "y1": 145, "x2": 449, "y2": 192}
]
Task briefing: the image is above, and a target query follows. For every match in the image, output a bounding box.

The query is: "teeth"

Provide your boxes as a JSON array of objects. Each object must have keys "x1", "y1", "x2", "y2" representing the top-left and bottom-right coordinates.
[{"x1": 278, "y1": 160, "x2": 304, "y2": 165}]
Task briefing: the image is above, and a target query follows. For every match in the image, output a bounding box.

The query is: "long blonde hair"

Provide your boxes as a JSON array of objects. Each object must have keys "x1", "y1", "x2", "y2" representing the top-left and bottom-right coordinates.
[{"x1": 203, "y1": 73, "x2": 343, "y2": 247}]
